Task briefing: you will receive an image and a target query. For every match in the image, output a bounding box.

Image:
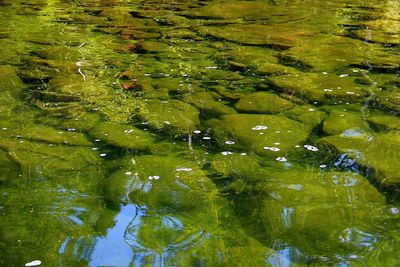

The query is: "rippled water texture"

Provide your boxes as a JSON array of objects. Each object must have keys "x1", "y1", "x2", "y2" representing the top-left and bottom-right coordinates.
[{"x1": 0, "y1": 0, "x2": 399, "y2": 266}]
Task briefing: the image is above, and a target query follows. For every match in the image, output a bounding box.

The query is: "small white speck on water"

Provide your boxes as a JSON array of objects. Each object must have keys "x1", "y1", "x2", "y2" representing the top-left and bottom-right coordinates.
[
  {"x1": 304, "y1": 145, "x2": 319, "y2": 151},
  {"x1": 203, "y1": 136, "x2": 211, "y2": 140},
  {"x1": 264, "y1": 146, "x2": 280, "y2": 152},
  {"x1": 339, "y1": 74, "x2": 349, "y2": 78},
  {"x1": 100, "y1": 153, "x2": 107, "y2": 157},
  {"x1": 240, "y1": 153, "x2": 247, "y2": 156},
  {"x1": 389, "y1": 207, "x2": 399, "y2": 214},
  {"x1": 193, "y1": 130, "x2": 201, "y2": 134},
  {"x1": 252, "y1": 125, "x2": 268, "y2": 130},
  {"x1": 276, "y1": 157, "x2": 287, "y2": 162},
  {"x1": 221, "y1": 151, "x2": 233, "y2": 156},
  {"x1": 148, "y1": 175, "x2": 160, "y2": 180},
  {"x1": 25, "y1": 260, "x2": 42, "y2": 267},
  {"x1": 125, "y1": 171, "x2": 132, "y2": 176},
  {"x1": 225, "y1": 140, "x2": 235, "y2": 145},
  {"x1": 320, "y1": 164, "x2": 327, "y2": 168}
]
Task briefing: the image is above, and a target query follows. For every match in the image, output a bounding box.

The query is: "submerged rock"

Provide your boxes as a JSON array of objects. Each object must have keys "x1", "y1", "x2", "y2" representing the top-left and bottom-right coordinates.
[
  {"x1": 210, "y1": 114, "x2": 310, "y2": 156},
  {"x1": 0, "y1": 138, "x2": 101, "y2": 177},
  {"x1": 0, "y1": 65, "x2": 24, "y2": 98},
  {"x1": 234, "y1": 92, "x2": 294, "y2": 114},
  {"x1": 183, "y1": 92, "x2": 236, "y2": 116},
  {"x1": 89, "y1": 122, "x2": 154, "y2": 150},
  {"x1": 138, "y1": 99, "x2": 200, "y2": 135},
  {"x1": 283, "y1": 105, "x2": 327, "y2": 129},
  {"x1": 280, "y1": 35, "x2": 393, "y2": 71},
  {"x1": 322, "y1": 110, "x2": 368, "y2": 135},
  {"x1": 209, "y1": 155, "x2": 387, "y2": 259},
  {"x1": 197, "y1": 24, "x2": 309, "y2": 48},
  {"x1": 367, "y1": 114, "x2": 400, "y2": 132},
  {"x1": 320, "y1": 131, "x2": 400, "y2": 186},
  {"x1": 128, "y1": 155, "x2": 217, "y2": 212},
  {"x1": 271, "y1": 72, "x2": 367, "y2": 104}
]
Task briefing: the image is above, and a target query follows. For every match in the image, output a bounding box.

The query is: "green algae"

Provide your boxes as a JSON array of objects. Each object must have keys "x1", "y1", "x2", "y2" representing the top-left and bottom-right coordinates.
[
  {"x1": 89, "y1": 121, "x2": 154, "y2": 150},
  {"x1": 235, "y1": 92, "x2": 294, "y2": 114},
  {"x1": 210, "y1": 114, "x2": 311, "y2": 156},
  {"x1": 0, "y1": 0, "x2": 400, "y2": 266}
]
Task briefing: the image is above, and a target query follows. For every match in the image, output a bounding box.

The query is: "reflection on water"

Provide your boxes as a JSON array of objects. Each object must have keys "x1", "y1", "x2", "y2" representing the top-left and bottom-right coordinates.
[{"x1": 0, "y1": 0, "x2": 399, "y2": 266}]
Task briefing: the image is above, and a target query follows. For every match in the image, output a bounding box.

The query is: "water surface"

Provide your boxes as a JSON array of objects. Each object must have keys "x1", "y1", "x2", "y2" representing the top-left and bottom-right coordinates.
[{"x1": 0, "y1": 0, "x2": 399, "y2": 266}]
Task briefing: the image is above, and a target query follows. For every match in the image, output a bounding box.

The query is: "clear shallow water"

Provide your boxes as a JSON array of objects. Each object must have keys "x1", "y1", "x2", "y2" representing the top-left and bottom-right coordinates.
[{"x1": 0, "y1": 0, "x2": 399, "y2": 266}]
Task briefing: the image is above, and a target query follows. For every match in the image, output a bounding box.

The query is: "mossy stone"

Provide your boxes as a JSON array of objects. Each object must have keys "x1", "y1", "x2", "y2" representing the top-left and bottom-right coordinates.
[
  {"x1": 183, "y1": 92, "x2": 236, "y2": 116},
  {"x1": 283, "y1": 105, "x2": 327, "y2": 128},
  {"x1": 322, "y1": 111, "x2": 368, "y2": 135},
  {"x1": 320, "y1": 132, "x2": 400, "y2": 186},
  {"x1": 235, "y1": 92, "x2": 294, "y2": 114},
  {"x1": 128, "y1": 155, "x2": 218, "y2": 212},
  {"x1": 0, "y1": 138, "x2": 102, "y2": 175},
  {"x1": 235, "y1": 169, "x2": 386, "y2": 257},
  {"x1": 210, "y1": 114, "x2": 310, "y2": 156},
  {"x1": 17, "y1": 124, "x2": 92, "y2": 146},
  {"x1": 35, "y1": 112, "x2": 101, "y2": 132},
  {"x1": 183, "y1": 2, "x2": 272, "y2": 20},
  {"x1": 198, "y1": 24, "x2": 309, "y2": 48},
  {"x1": 353, "y1": 29, "x2": 400, "y2": 45},
  {"x1": 271, "y1": 72, "x2": 367, "y2": 104},
  {"x1": 89, "y1": 122, "x2": 154, "y2": 150},
  {"x1": 0, "y1": 65, "x2": 24, "y2": 98},
  {"x1": 367, "y1": 114, "x2": 400, "y2": 132},
  {"x1": 0, "y1": 149, "x2": 19, "y2": 183},
  {"x1": 281, "y1": 36, "x2": 390, "y2": 71},
  {"x1": 372, "y1": 91, "x2": 400, "y2": 112},
  {"x1": 139, "y1": 99, "x2": 200, "y2": 134}
]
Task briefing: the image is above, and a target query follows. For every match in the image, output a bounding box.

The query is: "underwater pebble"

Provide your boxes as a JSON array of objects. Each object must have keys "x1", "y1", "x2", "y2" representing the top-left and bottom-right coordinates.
[
  {"x1": 264, "y1": 146, "x2": 280, "y2": 151},
  {"x1": 25, "y1": 260, "x2": 42, "y2": 267},
  {"x1": 276, "y1": 157, "x2": 287, "y2": 162},
  {"x1": 252, "y1": 125, "x2": 268, "y2": 130},
  {"x1": 304, "y1": 145, "x2": 319, "y2": 151}
]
